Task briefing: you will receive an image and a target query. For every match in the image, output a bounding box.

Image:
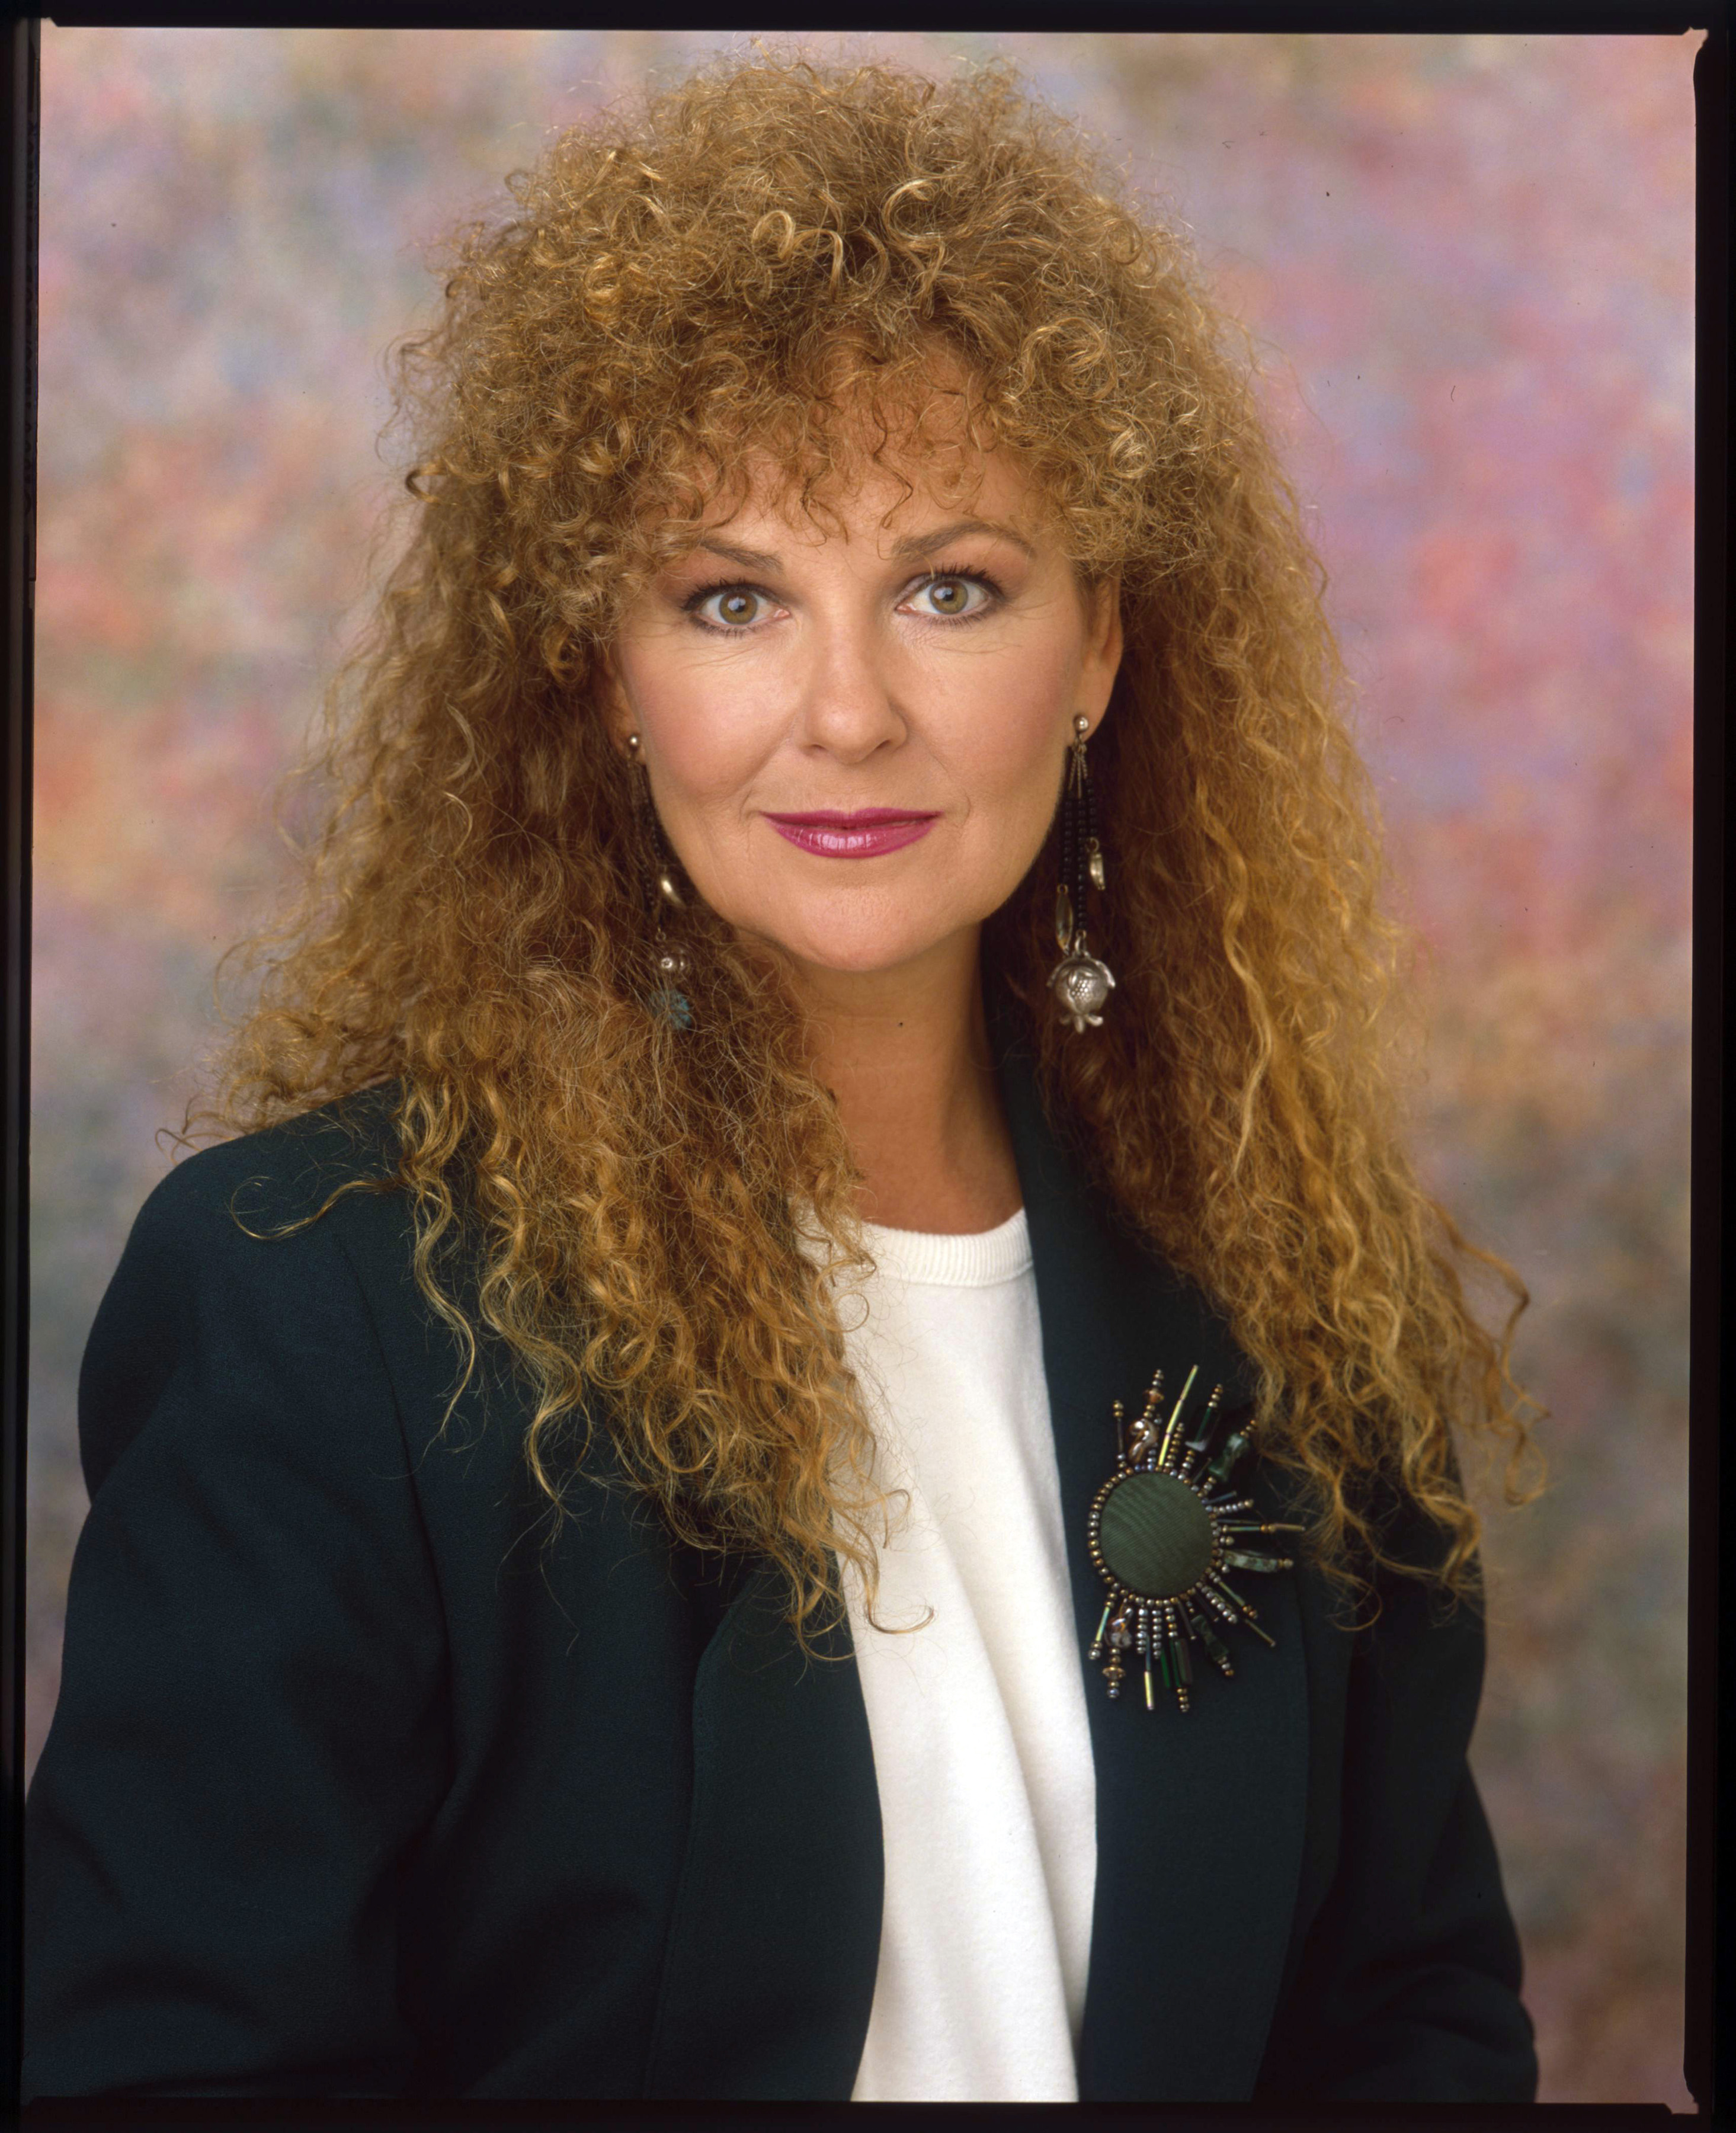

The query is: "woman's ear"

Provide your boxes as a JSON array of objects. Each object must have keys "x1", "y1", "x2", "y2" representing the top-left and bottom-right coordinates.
[
  {"x1": 1082, "y1": 572, "x2": 1124, "y2": 722},
  {"x1": 597, "y1": 649, "x2": 639, "y2": 761}
]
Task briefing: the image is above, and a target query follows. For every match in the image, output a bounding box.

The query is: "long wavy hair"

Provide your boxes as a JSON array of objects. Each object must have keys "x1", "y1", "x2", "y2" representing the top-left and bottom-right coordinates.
[{"x1": 203, "y1": 52, "x2": 1542, "y2": 1640}]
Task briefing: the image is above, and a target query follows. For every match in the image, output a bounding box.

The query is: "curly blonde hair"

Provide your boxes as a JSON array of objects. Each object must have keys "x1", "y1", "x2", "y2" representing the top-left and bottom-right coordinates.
[{"x1": 205, "y1": 51, "x2": 1541, "y2": 1640}]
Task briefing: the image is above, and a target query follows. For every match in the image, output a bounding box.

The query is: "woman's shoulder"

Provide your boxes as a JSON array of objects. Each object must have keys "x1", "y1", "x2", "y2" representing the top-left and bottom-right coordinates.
[
  {"x1": 108, "y1": 1085, "x2": 434, "y2": 1326},
  {"x1": 79, "y1": 1087, "x2": 427, "y2": 1498},
  {"x1": 134, "y1": 1083, "x2": 408, "y2": 1249}
]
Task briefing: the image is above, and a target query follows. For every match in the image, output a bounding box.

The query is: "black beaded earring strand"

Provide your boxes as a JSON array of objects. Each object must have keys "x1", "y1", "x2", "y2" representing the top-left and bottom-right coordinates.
[
  {"x1": 625, "y1": 732, "x2": 694, "y2": 1030},
  {"x1": 1048, "y1": 714, "x2": 1116, "y2": 1033}
]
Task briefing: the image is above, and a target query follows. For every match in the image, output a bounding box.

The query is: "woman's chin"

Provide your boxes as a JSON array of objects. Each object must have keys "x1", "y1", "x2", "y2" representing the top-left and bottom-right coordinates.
[{"x1": 737, "y1": 912, "x2": 982, "y2": 987}]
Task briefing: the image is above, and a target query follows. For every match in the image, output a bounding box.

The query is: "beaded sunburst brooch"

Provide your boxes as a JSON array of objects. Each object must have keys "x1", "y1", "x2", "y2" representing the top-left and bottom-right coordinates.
[{"x1": 1086, "y1": 1362, "x2": 1302, "y2": 1713}]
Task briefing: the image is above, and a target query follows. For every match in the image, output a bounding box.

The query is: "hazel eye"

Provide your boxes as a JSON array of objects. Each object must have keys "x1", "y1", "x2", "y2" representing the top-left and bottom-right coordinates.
[
  {"x1": 696, "y1": 588, "x2": 764, "y2": 628},
  {"x1": 908, "y1": 574, "x2": 992, "y2": 619}
]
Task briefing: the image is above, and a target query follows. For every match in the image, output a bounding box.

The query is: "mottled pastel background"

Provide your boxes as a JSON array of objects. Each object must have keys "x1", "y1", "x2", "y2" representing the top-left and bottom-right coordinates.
[{"x1": 31, "y1": 28, "x2": 1696, "y2": 2107}]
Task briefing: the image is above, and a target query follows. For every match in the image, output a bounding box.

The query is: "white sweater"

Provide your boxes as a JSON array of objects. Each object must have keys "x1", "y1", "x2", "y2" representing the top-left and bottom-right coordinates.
[{"x1": 807, "y1": 1207, "x2": 1097, "y2": 2102}]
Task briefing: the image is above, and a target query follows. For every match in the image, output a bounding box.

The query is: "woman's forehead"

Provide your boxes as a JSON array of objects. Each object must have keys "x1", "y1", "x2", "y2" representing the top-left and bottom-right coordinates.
[{"x1": 636, "y1": 425, "x2": 1055, "y2": 557}]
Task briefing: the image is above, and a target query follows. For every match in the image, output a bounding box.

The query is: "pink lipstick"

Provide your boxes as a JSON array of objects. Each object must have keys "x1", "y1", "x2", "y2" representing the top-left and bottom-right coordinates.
[{"x1": 764, "y1": 809, "x2": 940, "y2": 859}]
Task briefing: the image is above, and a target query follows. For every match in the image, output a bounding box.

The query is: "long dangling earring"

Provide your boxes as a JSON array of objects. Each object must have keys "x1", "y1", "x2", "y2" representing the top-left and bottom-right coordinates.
[
  {"x1": 1048, "y1": 713, "x2": 1116, "y2": 1034},
  {"x1": 625, "y1": 732, "x2": 694, "y2": 1031}
]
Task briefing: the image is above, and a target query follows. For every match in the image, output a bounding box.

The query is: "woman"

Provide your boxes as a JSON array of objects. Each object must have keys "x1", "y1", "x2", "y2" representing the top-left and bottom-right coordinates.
[{"x1": 24, "y1": 55, "x2": 1542, "y2": 2103}]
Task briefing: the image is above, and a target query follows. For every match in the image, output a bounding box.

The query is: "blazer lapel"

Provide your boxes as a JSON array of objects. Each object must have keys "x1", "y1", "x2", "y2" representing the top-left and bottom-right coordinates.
[
  {"x1": 642, "y1": 1561, "x2": 883, "y2": 2099},
  {"x1": 992, "y1": 1013, "x2": 1312, "y2": 2102}
]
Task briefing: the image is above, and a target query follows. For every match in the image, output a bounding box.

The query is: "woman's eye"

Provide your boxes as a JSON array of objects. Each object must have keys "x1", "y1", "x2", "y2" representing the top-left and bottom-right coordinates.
[
  {"x1": 694, "y1": 587, "x2": 765, "y2": 628},
  {"x1": 907, "y1": 574, "x2": 992, "y2": 619}
]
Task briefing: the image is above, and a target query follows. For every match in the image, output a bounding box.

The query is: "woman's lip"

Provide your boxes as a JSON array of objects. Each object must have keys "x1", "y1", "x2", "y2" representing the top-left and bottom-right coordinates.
[
  {"x1": 765, "y1": 814, "x2": 939, "y2": 859},
  {"x1": 763, "y1": 809, "x2": 940, "y2": 827}
]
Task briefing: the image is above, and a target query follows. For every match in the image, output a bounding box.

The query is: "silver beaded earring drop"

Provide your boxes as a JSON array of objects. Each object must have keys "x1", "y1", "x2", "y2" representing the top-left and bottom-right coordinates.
[
  {"x1": 625, "y1": 732, "x2": 694, "y2": 1030},
  {"x1": 1048, "y1": 713, "x2": 1116, "y2": 1033}
]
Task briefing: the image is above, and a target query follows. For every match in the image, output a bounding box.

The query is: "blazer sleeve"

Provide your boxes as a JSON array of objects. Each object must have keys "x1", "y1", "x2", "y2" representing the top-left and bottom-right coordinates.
[
  {"x1": 23, "y1": 1149, "x2": 451, "y2": 2099},
  {"x1": 1254, "y1": 1509, "x2": 1539, "y2": 2103}
]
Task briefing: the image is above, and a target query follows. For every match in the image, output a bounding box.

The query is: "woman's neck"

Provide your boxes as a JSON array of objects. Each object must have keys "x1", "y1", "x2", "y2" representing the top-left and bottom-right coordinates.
[{"x1": 793, "y1": 930, "x2": 1024, "y2": 1236}]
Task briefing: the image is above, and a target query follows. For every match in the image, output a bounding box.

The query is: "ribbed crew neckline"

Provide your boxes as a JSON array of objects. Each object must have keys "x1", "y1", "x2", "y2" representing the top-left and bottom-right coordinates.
[{"x1": 856, "y1": 1204, "x2": 1032, "y2": 1289}]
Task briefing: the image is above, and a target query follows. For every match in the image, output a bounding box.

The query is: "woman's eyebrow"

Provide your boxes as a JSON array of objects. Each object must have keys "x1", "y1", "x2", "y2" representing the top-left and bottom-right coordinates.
[
  {"x1": 693, "y1": 537, "x2": 782, "y2": 572},
  {"x1": 885, "y1": 518, "x2": 1037, "y2": 562},
  {"x1": 689, "y1": 519, "x2": 1037, "y2": 575}
]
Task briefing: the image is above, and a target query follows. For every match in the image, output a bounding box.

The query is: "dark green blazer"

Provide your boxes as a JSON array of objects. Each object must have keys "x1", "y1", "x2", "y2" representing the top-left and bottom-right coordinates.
[{"x1": 23, "y1": 1033, "x2": 1536, "y2": 2103}]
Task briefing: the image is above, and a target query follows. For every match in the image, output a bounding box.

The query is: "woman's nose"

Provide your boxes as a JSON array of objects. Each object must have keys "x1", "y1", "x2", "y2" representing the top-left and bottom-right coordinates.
[{"x1": 789, "y1": 616, "x2": 910, "y2": 763}]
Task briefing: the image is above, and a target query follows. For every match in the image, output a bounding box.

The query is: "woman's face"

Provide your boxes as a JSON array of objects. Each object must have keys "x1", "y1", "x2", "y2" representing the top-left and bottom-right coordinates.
[{"x1": 603, "y1": 437, "x2": 1122, "y2": 994}]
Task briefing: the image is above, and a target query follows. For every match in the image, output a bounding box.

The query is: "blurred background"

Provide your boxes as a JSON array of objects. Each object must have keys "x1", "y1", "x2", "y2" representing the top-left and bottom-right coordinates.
[{"x1": 30, "y1": 28, "x2": 1696, "y2": 2107}]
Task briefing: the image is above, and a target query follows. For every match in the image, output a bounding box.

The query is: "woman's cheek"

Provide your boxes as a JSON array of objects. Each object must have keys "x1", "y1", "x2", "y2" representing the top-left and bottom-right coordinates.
[{"x1": 951, "y1": 681, "x2": 1070, "y2": 806}]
